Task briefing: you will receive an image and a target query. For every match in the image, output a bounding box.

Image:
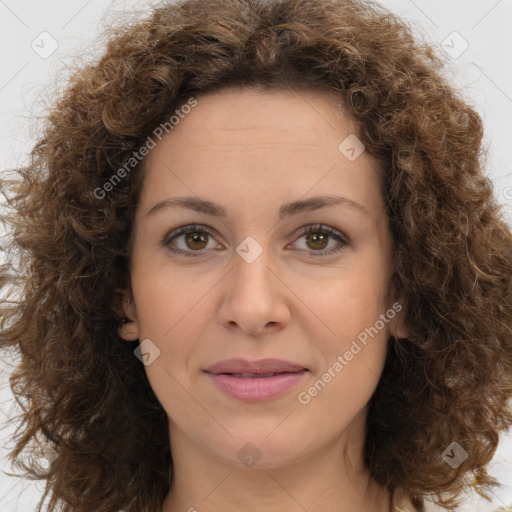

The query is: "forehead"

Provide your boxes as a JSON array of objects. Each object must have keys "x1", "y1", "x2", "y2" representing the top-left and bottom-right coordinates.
[
  {"x1": 145, "y1": 86, "x2": 379, "y2": 176},
  {"x1": 171, "y1": 87, "x2": 353, "y2": 140},
  {"x1": 140, "y1": 87, "x2": 385, "y2": 224}
]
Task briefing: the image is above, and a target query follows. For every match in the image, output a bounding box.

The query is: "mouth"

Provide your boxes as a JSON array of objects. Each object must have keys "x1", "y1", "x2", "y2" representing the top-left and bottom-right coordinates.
[
  {"x1": 205, "y1": 357, "x2": 308, "y2": 375},
  {"x1": 204, "y1": 359, "x2": 309, "y2": 401},
  {"x1": 222, "y1": 372, "x2": 301, "y2": 378}
]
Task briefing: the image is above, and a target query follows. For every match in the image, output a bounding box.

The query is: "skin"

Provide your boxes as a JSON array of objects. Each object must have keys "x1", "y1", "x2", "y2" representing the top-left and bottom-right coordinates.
[{"x1": 119, "y1": 87, "x2": 408, "y2": 512}]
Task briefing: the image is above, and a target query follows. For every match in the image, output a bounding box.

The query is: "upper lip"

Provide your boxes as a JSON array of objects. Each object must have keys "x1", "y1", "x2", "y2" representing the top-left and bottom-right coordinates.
[{"x1": 205, "y1": 358, "x2": 307, "y2": 375}]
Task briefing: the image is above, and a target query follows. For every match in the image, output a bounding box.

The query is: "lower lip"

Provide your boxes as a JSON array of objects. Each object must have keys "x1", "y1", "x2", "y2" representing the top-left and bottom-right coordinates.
[{"x1": 206, "y1": 371, "x2": 308, "y2": 402}]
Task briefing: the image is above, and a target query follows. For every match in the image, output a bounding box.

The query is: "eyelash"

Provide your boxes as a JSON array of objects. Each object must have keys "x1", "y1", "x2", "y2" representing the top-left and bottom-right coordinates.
[{"x1": 162, "y1": 224, "x2": 349, "y2": 258}]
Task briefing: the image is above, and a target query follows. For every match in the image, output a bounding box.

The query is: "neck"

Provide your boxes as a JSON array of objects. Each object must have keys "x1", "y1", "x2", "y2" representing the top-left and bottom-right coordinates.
[{"x1": 161, "y1": 419, "x2": 391, "y2": 512}]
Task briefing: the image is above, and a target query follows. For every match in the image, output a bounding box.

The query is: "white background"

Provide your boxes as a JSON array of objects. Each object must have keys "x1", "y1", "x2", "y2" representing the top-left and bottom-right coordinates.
[{"x1": 0, "y1": 0, "x2": 511, "y2": 511}]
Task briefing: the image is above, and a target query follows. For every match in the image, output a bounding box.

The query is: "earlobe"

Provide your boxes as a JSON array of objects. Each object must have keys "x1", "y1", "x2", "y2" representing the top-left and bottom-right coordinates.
[
  {"x1": 388, "y1": 298, "x2": 408, "y2": 340},
  {"x1": 390, "y1": 321, "x2": 408, "y2": 340},
  {"x1": 118, "y1": 296, "x2": 140, "y2": 341}
]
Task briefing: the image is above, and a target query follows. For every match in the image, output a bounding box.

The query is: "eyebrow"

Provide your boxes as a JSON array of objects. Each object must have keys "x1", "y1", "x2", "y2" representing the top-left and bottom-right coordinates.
[{"x1": 146, "y1": 195, "x2": 369, "y2": 219}]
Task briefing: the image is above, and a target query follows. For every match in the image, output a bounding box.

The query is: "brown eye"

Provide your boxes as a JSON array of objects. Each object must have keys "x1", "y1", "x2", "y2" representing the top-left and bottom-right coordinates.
[
  {"x1": 292, "y1": 224, "x2": 349, "y2": 256},
  {"x1": 304, "y1": 232, "x2": 329, "y2": 251},
  {"x1": 184, "y1": 231, "x2": 209, "y2": 250},
  {"x1": 163, "y1": 225, "x2": 223, "y2": 256}
]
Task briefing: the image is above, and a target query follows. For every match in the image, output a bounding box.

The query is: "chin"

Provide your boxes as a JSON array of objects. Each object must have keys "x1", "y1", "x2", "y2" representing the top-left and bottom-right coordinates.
[{"x1": 212, "y1": 429, "x2": 318, "y2": 470}]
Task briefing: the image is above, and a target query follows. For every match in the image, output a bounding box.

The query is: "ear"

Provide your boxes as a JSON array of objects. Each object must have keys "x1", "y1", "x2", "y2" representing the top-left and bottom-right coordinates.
[
  {"x1": 386, "y1": 286, "x2": 409, "y2": 340},
  {"x1": 388, "y1": 301, "x2": 408, "y2": 339},
  {"x1": 118, "y1": 292, "x2": 140, "y2": 341}
]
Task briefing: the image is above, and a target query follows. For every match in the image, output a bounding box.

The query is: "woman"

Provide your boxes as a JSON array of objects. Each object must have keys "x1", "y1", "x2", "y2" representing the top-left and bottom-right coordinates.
[{"x1": 1, "y1": 0, "x2": 511, "y2": 511}]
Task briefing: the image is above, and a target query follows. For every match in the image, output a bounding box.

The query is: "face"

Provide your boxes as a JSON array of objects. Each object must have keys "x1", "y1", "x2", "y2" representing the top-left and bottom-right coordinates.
[{"x1": 120, "y1": 87, "x2": 407, "y2": 470}]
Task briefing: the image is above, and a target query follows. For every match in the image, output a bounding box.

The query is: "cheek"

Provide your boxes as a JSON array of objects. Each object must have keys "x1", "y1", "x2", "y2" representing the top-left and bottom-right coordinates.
[
  {"x1": 298, "y1": 269, "x2": 392, "y2": 417},
  {"x1": 302, "y1": 261, "x2": 392, "y2": 402},
  {"x1": 130, "y1": 271, "x2": 208, "y2": 419},
  {"x1": 306, "y1": 258, "x2": 392, "y2": 341},
  {"x1": 130, "y1": 258, "x2": 211, "y2": 336},
  {"x1": 129, "y1": 264, "x2": 215, "y2": 386}
]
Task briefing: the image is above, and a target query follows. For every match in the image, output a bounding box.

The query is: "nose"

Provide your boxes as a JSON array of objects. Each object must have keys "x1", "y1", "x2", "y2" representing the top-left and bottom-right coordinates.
[{"x1": 217, "y1": 244, "x2": 291, "y2": 336}]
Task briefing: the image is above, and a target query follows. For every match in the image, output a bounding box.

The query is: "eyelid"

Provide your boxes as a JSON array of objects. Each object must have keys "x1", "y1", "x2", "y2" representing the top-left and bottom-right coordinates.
[
  {"x1": 292, "y1": 224, "x2": 350, "y2": 244},
  {"x1": 162, "y1": 224, "x2": 223, "y2": 257},
  {"x1": 289, "y1": 224, "x2": 349, "y2": 256},
  {"x1": 162, "y1": 223, "x2": 350, "y2": 257},
  {"x1": 162, "y1": 224, "x2": 218, "y2": 244}
]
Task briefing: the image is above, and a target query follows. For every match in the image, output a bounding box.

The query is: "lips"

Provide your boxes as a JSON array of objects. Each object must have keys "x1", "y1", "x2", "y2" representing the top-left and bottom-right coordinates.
[
  {"x1": 204, "y1": 358, "x2": 309, "y2": 401},
  {"x1": 205, "y1": 358, "x2": 307, "y2": 375},
  {"x1": 228, "y1": 372, "x2": 285, "y2": 378}
]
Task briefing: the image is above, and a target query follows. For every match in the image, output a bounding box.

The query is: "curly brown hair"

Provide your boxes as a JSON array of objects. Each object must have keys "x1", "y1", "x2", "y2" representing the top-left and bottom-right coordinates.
[{"x1": 1, "y1": 0, "x2": 512, "y2": 511}]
